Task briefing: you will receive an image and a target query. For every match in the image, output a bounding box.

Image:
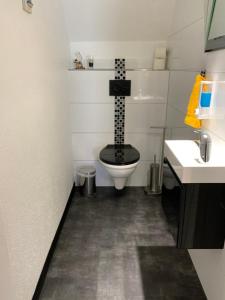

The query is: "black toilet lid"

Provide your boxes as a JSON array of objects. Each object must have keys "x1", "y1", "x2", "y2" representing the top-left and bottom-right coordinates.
[{"x1": 100, "y1": 144, "x2": 140, "y2": 166}]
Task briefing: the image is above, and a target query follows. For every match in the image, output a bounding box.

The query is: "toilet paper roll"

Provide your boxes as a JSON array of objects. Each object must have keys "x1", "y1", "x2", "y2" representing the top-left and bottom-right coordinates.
[
  {"x1": 154, "y1": 47, "x2": 167, "y2": 59},
  {"x1": 153, "y1": 58, "x2": 166, "y2": 70}
]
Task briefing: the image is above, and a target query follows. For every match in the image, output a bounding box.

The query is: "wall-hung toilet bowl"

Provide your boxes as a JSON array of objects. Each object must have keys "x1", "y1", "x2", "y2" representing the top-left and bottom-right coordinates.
[{"x1": 99, "y1": 144, "x2": 140, "y2": 190}]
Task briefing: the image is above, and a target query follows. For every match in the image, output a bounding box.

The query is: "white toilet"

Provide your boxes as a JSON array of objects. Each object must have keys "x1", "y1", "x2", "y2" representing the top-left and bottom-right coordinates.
[{"x1": 99, "y1": 144, "x2": 140, "y2": 190}]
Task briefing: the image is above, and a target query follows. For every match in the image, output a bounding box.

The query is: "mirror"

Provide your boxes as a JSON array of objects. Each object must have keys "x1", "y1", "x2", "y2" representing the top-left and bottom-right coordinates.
[{"x1": 206, "y1": 0, "x2": 225, "y2": 52}]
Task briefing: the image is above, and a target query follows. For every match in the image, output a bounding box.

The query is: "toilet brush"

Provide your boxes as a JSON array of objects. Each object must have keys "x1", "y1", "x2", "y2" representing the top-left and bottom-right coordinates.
[{"x1": 144, "y1": 155, "x2": 161, "y2": 195}]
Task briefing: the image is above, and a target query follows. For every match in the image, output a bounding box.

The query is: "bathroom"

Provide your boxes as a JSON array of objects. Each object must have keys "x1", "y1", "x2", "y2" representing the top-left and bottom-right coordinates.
[{"x1": 1, "y1": 0, "x2": 225, "y2": 299}]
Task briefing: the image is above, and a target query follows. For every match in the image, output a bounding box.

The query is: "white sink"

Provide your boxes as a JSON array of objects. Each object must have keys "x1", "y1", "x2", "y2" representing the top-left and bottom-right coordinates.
[{"x1": 165, "y1": 140, "x2": 225, "y2": 183}]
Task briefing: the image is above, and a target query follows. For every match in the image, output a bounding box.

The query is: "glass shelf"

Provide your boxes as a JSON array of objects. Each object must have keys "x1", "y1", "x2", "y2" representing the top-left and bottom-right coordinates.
[{"x1": 68, "y1": 67, "x2": 168, "y2": 72}]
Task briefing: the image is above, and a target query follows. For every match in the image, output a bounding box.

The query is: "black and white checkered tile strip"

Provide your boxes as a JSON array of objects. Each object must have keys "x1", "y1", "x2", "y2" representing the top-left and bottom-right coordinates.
[{"x1": 114, "y1": 59, "x2": 126, "y2": 145}]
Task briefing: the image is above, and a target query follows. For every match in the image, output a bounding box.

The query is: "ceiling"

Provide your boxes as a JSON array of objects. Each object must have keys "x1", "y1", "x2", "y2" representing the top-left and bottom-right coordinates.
[{"x1": 62, "y1": 0, "x2": 176, "y2": 42}]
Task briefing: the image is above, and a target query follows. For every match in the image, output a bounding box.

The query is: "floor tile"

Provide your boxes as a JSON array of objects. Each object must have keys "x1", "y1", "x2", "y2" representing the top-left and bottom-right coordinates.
[{"x1": 39, "y1": 187, "x2": 206, "y2": 300}]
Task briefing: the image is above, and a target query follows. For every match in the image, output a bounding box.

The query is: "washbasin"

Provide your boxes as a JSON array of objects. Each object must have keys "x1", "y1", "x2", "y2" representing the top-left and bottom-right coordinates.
[{"x1": 165, "y1": 140, "x2": 225, "y2": 183}]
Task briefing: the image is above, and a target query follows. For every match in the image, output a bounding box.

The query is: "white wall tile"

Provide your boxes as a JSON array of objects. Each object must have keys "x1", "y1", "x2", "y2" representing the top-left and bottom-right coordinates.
[
  {"x1": 127, "y1": 71, "x2": 169, "y2": 104},
  {"x1": 168, "y1": 3, "x2": 225, "y2": 300},
  {"x1": 170, "y1": 0, "x2": 204, "y2": 35},
  {"x1": 166, "y1": 106, "x2": 186, "y2": 129},
  {"x1": 69, "y1": 41, "x2": 168, "y2": 69},
  {"x1": 73, "y1": 160, "x2": 113, "y2": 186},
  {"x1": 73, "y1": 160, "x2": 153, "y2": 187},
  {"x1": 170, "y1": 127, "x2": 196, "y2": 140},
  {"x1": 69, "y1": 70, "x2": 169, "y2": 104},
  {"x1": 70, "y1": 104, "x2": 167, "y2": 135},
  {"x1": 69, "y1": 42, "x2": 169, "y2": 187},
  {"x1": 69, "y1": 71, "x2": 114, "y2": 103},
  {"x1": 70, "y1": 103, "x2": 114, "y2": 132},
  {"x1": 126, "y1": 133, "x2": 163, "y2": 161},
  {"x1": 206, "y1": 50, "x2": 225, "y2": 73},
  {"x1": 72, "y1": 132, "x2": 163, "y2": 162},
  {"x1": 168, "y1": 19, "x2": 205, "y2": 71},
  {"x1": 126, "y1": 103, "x2": 167, "y2": 133},
  {"x1": 69, "y1": 41, "x2": 169, "y2": 57},
  {"x1": 204, "y1": 118, "x2": 225, "y2": 142},
  {"x1": 166, "y1": 16, "x2": 205, "y2": 142},
  {"x1": 167, "y1": 71, "x2": 197, "y2": 112},
  {"x1": 127, "y1": 161, "x2": 151, "y2": 187},
  {"x1": 72, "y1": 133, "x2": 114, "y2": 161}
]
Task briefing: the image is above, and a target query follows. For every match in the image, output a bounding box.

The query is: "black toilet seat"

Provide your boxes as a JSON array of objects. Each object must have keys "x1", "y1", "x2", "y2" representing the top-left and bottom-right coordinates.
[{"x1": 100, "y1": 144, "x2": 140, "y2": 166}]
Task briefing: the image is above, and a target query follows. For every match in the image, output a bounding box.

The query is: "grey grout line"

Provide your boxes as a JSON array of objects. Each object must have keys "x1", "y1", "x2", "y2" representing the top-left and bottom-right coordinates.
[
  {"x1": 168, "y1": 126, "x2": 191, "y2": 129},
  {"x1": 168, "y1": 16, "x2": 204, "y2": 38},
  {"x1": 164, "y1": 70, "x2": 171, "y2": 134},
  {"x1": 70, "y1": 102, "x2": 167, "y2": 105},
  {"x1": 70, "y1": 103, "x2": 114, "y2": 105},
  {"x1": 169, "y1": 69, "x2": 201, "y2": 73},
  {"x1": 72, "y1": 160, "x2": 160, "y2": 162},
  {"x1": 168, "y1": 103, "x2": 186, "y2": 115},
  {"x1": 71, "y1": 132, "x2": 114, "y2": 134},
  {"x1": 71, "y1": 132, "x2": 164, "y2": 134},
  {"x1": 206, "y1": 71, "x2": 225, "y2": 74}
]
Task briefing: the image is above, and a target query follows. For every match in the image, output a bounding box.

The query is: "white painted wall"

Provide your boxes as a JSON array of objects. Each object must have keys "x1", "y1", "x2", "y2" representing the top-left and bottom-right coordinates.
[
  {"x1": 69, "y1": 42, "x2": 169, "y2": 186},
  {"x1": 0, "y1": 1, "x2": 73, "y2": 299},
  {"x1": 62, "y1": 0, "x2": 176, "y2": 42},
  {"x1": 168, "y1": 1, "x2": 225, "y2": 299}
]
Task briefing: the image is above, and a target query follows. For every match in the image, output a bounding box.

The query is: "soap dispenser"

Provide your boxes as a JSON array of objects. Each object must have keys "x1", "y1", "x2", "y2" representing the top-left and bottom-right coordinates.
[{"x1": 198, "y1": 82, "x2": 213, "y2": 119}]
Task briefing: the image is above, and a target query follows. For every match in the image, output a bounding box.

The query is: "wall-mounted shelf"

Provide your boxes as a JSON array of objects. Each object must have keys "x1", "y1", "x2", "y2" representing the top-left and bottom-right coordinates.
[{"x1": 68, "y1": 67, "x2": 168, "y2": 72}]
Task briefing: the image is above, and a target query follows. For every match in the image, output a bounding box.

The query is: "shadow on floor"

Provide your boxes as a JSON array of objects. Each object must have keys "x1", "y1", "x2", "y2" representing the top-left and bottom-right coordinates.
[{"x1": 137, "y1": 246, "x2": 207, "y2": 300}]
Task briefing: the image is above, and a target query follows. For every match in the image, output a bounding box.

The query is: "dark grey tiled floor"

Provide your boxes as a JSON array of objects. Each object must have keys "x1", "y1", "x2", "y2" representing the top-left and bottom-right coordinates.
[
  {"x1": 138, "y1": 247, "x2": 206, "y2": 300},
  {"x1": 39, "y1": 187, "x2": 206, "y2": 300}
]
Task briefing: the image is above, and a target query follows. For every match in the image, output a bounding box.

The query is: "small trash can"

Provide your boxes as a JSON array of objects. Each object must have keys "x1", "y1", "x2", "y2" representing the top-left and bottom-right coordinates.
[{"x1": 77, "y1": 166, "x2": 96, "y2": 197}]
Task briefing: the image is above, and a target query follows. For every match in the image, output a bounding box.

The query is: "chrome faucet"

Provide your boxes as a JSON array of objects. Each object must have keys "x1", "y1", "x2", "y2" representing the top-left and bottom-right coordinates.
[{"x1": 194, "y1": 130, "x2": 212, "y2": 162}]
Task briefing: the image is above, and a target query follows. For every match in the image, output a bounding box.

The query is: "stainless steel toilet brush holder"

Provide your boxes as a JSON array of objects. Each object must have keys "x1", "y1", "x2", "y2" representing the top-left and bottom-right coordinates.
[{"x1": 145, "y1": 155, "x2": 161, "y2": 195}]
